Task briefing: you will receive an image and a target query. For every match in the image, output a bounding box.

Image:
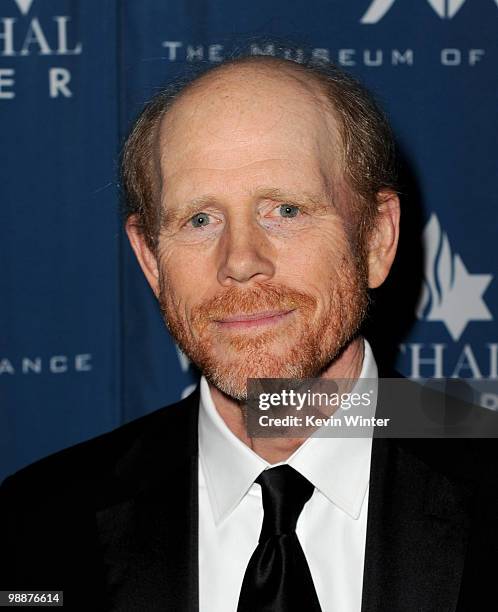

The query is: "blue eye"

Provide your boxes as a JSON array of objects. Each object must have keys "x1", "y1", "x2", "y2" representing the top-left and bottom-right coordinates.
[
  {"x1": 190, "y1": 212, "x2": 210, "y2": 228},
  {"x1": 278, "y1": 204, "x2": 300, "y2": 218}
]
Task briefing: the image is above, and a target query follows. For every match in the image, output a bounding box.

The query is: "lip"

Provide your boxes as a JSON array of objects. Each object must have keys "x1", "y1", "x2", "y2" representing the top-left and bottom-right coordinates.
[{"x1": 215, "y1": 309, "x2": 295, "y2": 329}]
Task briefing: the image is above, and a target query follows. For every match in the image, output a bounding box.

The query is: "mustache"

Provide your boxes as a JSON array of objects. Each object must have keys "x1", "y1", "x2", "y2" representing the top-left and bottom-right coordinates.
[{"x1": 191, "y1": 283, "x2": 317, "y2": 324}]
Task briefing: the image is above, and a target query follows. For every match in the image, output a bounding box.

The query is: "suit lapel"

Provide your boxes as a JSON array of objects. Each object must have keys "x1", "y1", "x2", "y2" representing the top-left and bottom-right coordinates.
[
  {"x1": 361, "y1": 374, "x2": 472, "y2": 612},
  {"x1": 95, "y1": 388, "x2": 200, "y2": 612}
]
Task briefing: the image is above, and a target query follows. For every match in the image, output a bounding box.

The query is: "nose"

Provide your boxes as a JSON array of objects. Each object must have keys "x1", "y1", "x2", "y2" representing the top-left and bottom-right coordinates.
[{"x1": 217, "y1": 217, "x2": 275, "y2": 286}]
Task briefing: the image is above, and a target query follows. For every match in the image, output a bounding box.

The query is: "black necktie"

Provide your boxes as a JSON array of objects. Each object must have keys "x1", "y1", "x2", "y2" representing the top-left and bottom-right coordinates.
[{"x1": 237, "y1": 465, "x2": 322, "y2": 612}]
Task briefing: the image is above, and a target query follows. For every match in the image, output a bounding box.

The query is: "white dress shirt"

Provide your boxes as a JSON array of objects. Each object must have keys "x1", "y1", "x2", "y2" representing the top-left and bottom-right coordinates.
[{"x1": 198, "y1": 336, "x2": 378, "y2": 612}]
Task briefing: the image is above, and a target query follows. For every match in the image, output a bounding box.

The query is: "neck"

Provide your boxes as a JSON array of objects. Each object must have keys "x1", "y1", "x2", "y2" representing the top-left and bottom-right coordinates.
[{"x1": 208, "y1": 336, "x2": 365, "y2": 464}]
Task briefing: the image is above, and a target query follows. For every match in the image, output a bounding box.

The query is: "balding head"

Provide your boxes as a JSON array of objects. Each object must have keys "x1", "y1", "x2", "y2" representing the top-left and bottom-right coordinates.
[{"x1": 121, "y1": 55, "x2": 397, "y2": 253}]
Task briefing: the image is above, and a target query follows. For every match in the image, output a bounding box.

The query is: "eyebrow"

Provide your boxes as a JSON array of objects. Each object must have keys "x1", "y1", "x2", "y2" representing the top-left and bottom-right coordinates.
[
  {"x1": 161, "y1": 187, "x2": 331, "y2": 229},
  {"x1": 252, "y1": 187, "x2": 328, "y2": 207},
  {"x1": 161, "y1": 196, "x2": 219, "y2": 229}
]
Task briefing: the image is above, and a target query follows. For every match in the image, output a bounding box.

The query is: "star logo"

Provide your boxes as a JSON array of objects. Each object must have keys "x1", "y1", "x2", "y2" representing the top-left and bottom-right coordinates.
[
  {"x1": 13, "y1": 0, "x2": 34, "y2": 15},
  {"x1": 416, "y1": 213, "x2": 493, "y2": 341}
]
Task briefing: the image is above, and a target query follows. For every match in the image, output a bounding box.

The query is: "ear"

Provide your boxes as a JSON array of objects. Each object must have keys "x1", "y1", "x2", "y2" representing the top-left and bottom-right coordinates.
[
  {"x1": 125, "y1": 215, "x2": 160, "y2": 297},
  {"x1": 366, "y1": 190, "x2": 400, "y2": 289}
]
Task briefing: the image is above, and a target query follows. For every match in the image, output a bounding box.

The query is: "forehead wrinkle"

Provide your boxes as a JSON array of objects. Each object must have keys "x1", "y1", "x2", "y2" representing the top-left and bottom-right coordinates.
[{"x1": 165, "y1": 156, "x2": 314, "y2": 176}]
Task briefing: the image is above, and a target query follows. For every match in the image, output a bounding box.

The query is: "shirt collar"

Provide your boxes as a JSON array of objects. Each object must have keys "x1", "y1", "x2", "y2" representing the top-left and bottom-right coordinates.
[{"x1": 198, "y1": 336, "x2": 378, "y2": 524}]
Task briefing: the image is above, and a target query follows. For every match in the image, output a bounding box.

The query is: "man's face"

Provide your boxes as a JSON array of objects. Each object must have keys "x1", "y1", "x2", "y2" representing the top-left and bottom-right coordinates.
[{"x1": 154, "y1": 66, "x2": 370, "y2": 400}]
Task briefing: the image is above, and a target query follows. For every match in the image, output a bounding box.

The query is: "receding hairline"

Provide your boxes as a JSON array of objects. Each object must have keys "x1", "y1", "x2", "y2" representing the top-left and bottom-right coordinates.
[{"x1": 158, "y1": 56, "x2": 344, "y2": 138}]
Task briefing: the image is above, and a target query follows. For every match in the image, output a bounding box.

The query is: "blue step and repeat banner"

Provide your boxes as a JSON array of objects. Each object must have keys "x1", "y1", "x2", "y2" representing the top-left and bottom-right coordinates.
[{"x1": 1, "y1": 0, "x2": 497, "y2": 482}]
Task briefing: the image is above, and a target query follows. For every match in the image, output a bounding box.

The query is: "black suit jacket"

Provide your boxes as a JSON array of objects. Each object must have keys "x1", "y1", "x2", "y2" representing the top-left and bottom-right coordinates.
[{"x1": 1, "y1": 375, "x2": 497, "y2": 611}]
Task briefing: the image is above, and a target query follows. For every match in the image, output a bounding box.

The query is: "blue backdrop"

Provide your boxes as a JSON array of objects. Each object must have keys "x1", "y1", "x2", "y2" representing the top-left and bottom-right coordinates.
[{"x1": 1, "y1": 0, "x2": 497, "y2": 482}]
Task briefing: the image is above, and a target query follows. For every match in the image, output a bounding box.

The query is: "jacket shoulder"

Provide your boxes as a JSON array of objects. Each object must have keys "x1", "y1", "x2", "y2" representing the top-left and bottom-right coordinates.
[
  {"x1": 1, "y1": 388, "x2": 199, "y2": 501},
  {"x1": 375, "y1": 370, "x2": 498, "y2": 484}
]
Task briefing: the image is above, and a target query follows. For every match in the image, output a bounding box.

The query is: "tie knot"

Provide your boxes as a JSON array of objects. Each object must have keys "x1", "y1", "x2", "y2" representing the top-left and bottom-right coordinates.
[{"x1": 256, "y1": 465, "x2": 314, "y2": 541}]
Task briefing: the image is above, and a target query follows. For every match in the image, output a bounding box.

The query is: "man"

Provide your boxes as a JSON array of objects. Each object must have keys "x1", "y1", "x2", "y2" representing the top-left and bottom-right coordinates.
[{"x1": 1, "y1": 55, "x2": 496, "y2": 611}]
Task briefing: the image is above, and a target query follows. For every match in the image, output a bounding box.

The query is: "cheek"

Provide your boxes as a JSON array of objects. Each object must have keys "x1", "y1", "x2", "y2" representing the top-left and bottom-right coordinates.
[
  {"x1": 158, "y1": 244, "x2": 214, "y2": 310},
  {"x1": 276, "y1": 226, "x2": 352, "y2": 288}
]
